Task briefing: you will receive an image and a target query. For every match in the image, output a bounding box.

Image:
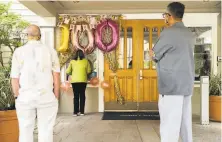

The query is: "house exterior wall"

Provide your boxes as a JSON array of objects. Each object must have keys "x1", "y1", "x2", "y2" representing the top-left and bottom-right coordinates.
[
  {"x1": 0, "y1": 1, "x2": 40, "y2": 66},
  {"x1": 1, "y1": 1, "x2": 220, "y2": 116},
  {"x1": 0, "y1": 1, "x2": 56, "y2": 66},
  {"x1": 59, "y1": 13, "x2": 220, "y2": 116}
]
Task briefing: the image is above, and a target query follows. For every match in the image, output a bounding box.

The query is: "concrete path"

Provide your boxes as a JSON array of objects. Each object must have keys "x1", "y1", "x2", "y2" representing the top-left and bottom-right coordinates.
[{"x1": 34, "y1": 113, "x2": 221, "y2": 142}]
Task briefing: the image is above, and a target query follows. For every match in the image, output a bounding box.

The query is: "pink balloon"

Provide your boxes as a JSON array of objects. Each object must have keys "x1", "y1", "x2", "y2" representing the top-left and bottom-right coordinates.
[
  {"x1": 90, "y1": 77, "x2": 99, "y2": 86},
  {"x1": 95, "y1": 19, "x2": 119, "y2": 52},
  {"x1": 85, "y1": 28, "x2": 96, "y2": 54},
  {"x1": 100, "y1": 80, "x2": 111, "y2": 89},
  {"x1": 71, "y1": 24, "x2": 95, "y2": 54}
]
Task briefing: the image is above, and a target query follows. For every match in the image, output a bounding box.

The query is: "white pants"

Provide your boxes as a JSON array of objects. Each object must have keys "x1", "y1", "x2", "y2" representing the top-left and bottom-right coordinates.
[
  {"x1": 16, "y1": 93, "x2": 58, "y2": 142},
  {"x1": 158, "y1": 94, "x2": 192, "y2": 142}
]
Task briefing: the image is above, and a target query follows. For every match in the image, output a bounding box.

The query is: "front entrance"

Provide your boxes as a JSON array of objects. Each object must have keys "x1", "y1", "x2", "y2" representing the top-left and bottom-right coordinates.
[{"x1": 104, "y1": 20, "x2": 165, "y2": 111}]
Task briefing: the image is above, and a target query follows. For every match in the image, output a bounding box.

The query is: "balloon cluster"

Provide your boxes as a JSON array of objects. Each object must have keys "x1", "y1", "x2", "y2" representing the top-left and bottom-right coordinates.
[
  {"x1": 56, "y1": 18, "x2": 119, "y2": 54},
  {"x1": 56, "y1": 16, "x2": 124, "y2": 104},
  {"x1": 89, "y1": 77, "x2": 110, "y2": 90}
]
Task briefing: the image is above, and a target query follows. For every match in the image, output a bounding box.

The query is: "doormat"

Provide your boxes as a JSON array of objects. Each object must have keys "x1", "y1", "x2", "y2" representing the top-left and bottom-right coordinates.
[{"x1": 102, "y1": 112, "x2": 160, "y2": 120}]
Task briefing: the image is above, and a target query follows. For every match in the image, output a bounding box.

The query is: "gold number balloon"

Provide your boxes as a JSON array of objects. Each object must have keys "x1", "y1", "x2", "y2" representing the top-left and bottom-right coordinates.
[{"x1": 57, "y1": 24, "x2": 70, "y2": 53}]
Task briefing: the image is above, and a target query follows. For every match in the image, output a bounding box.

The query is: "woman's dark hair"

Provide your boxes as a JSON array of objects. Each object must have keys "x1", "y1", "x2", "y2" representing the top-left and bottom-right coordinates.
[
  {"x1": 167, "y1": 2, "x2": 185, "y2": 19},
  {"x1": 73, "y1": 50, "x2": 85, "y2": 60}
]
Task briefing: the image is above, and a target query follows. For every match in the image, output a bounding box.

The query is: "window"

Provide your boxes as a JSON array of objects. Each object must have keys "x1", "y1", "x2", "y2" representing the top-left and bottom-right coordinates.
[{"x1": 189, "y1": 27, "x2": 212, "y2": 81}]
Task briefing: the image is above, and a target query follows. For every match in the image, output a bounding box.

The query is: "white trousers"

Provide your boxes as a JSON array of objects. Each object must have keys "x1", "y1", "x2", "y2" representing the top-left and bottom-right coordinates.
[
  {"x1": 158, "y1": 94, "x2": 192, "y2": 142},
  {"x1": 16, "y1": 94, "x2": 58, "y2": 142}
]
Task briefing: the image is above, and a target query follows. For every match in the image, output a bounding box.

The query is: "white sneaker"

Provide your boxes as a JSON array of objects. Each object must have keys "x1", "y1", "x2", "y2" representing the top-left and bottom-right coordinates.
[
  {"x1": 73, "y1": 114, "x2": 78, "y2": 117},
  {"x1": 80, "y1": 114, "x2": 85, "y2": 116}
]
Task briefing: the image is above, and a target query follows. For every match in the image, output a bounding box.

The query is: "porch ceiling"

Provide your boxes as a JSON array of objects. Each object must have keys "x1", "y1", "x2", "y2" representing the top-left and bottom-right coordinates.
[{"x1": 19, "y1": 1, "x2": 221, "y2": 17}]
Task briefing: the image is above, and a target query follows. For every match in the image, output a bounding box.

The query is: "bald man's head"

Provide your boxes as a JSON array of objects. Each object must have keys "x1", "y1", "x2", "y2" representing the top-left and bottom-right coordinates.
[{"x1": 26, "y1": 24, "x2": 41, "y2": 40}]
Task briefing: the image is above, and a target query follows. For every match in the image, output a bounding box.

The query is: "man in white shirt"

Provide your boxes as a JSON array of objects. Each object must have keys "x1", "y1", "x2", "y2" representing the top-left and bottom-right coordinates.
[{"x1": 11, "y1": 25, "x2": 60, "y2": 142}]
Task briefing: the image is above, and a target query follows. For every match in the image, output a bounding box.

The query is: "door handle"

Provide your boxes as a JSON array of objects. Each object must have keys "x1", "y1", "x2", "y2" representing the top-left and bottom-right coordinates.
[{"x1": 139, "y1": 70, "x2": 143, "y2": 80}]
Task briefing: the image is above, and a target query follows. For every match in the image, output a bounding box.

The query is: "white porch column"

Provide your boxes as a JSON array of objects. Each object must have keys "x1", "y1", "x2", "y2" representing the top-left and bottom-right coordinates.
[
  {"x1": 98, "y1": 51, "x2": 105, "y2": 112},
  {"x1": 200, "y1": 76, "x2": 209, "y2": 125},
  {"x1": 39, "y1": 17, "x2": 56, "y2": 50}
]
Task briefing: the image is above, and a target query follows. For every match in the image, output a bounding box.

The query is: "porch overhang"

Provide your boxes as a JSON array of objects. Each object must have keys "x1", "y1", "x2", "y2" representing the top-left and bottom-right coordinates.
[
  {"x1": 19, "y1": 1, "x2": 56, "y2": 17},
  {"x1": 19, "y1": 1, "x2": 221, "y2": 17}
]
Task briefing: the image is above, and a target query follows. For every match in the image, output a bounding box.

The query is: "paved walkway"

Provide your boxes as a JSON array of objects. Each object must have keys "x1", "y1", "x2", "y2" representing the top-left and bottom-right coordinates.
[{"x1": 34, "y1": 113, "x2": 221, "y2": 142}]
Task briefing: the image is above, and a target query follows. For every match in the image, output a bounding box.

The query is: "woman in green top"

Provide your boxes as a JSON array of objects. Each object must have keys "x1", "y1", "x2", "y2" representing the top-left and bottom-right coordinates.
[{"x1": 66, "y1": 50, "x2": 91, "y2": 116}]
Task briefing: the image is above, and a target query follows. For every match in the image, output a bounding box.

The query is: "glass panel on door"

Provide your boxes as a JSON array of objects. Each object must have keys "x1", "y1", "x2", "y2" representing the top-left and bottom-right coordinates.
[
  {"x1": 118, "y1": 27, "x2": 133, "y2": 69},
  {"x1": 152, "y1": 27, "x2": 158, "y2": 69},
  {"x1": 118, "y1": 27, "x2": 124, "y2": 69},
  {"x1": 143, "y1": 27, "x2": 150, "y2": 69},
  {"x1": 127, "y1": 27, "x2": 133, "y2": 69}
]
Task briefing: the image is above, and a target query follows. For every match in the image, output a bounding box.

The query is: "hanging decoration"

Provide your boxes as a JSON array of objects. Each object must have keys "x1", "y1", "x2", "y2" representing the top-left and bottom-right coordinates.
[
  {"x1": 57, "y1": 14, "x2": 125, "y2": 104},
  {"x1": 57, "y1": 15, "x2": 123, "y2": 32},
  {"x1": 105, "y1": 50, "x2": 125, "y2": 105},
  {"x1": 114, "y1": 76, "x2": 125, "y2": 105},
  {"x1": 71, "y1": 23, "x2": 95, "y2": 53},
  {"x1": 56, "y1": 24, "x2": 70, "y2": 53},
  {"x1": 59, "y1": 46, "x2": 76, "y2": 68},
  {"x1": 56, "y1": 16, "x2": 70, "y2": 53},
  {"x1": 95, "y1": 19, "x2": 119, "y2": 52}
]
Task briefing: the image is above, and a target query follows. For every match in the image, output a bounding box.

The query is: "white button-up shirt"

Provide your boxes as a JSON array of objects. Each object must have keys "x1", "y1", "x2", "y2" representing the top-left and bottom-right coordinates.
[{"x1": 11, "y1": 40, "x2": 60, "y2": 102}]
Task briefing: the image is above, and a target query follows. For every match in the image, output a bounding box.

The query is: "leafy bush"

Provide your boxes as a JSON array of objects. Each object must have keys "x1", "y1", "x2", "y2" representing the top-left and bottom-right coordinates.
[
  {"x1": 0, "y1": 65, "x2": 15, "y2": 110},
  {"x1": 0, "y1": 2, "x2": 29, "y2": 110},
  {"x1": 209, "y1": 74, "x2": 221, "y2": 96}
]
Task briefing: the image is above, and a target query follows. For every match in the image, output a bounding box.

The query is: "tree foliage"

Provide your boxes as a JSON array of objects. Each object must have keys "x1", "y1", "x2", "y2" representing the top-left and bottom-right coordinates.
[
  {"x1": 0, "y1": 2, "x2": 29, "y2": 66},
  {"x1": 0, "y1": 2, "x2": 29, "y2": 110}
]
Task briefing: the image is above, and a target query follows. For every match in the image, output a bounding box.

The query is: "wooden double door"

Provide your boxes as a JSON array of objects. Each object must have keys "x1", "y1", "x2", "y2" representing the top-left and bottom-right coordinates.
[{"x1": 104, "y1": 20, "x2": 165, "y2": 111}]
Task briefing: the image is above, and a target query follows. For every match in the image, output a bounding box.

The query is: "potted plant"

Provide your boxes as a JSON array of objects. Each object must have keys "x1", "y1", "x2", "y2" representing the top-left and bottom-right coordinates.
[
  {"x1": 209, "y1": 74, "x2": 221, "y2": 122},
  {"x1": 0, "y1": 3, "x2": 29, "y2": 142},
  {"x1": 0, "y1": 65, "x2": 19, "y2": 142}
]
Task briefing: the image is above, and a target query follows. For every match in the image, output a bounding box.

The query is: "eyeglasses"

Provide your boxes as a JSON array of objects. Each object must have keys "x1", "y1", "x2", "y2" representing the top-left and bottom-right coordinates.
[{"x1": 162, "y1": 13, "x2": 171, "y2": 18}]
